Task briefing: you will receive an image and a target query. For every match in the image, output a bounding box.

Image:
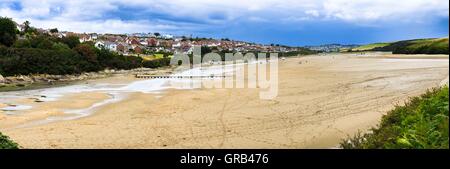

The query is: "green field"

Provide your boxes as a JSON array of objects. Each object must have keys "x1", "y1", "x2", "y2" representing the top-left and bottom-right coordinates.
[
  {"x1": 352, "y1": 43, "x2": 391, "y2": 51},
  {"x1": 140, "y1": 54, "x2": 173, "y2": 61},
  {"x1": 341, "y1": 86, "x2": 449, "y2": 149},
  {"x1": 393, "y1": 38, "x2": 449, "y2": 54},
  {"x1": 351, "y1": 38, "x2": 449, "y2": 54}
]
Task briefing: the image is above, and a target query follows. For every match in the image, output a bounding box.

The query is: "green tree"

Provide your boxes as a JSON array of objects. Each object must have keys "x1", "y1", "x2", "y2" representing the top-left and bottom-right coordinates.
[
  {"x1": 49, "y1": 28, "x2": 59, "y2": 33},
  {"x1": 29, "y1": 34, "x2": 47, "y2": 48},
  {"x1": 37, "y1": 38, "x2": 54, "y2": 49},
  {"x1": 22, "y1": 20, "x2": 30, "y2": 33},
  {"x1": 52, "y1": 42, "x2": 70, "y2": 51},
  {"x1": 19, "y1": 20, "x2": 38, "y2": 37},
  {"x1": 74, "y1": 44, "x2": 98, "y2": 63},
  {"x1": 201, "y1": 46, "x2": 212, "y2": 55},
  {"x1": 13, "y1": 39, "x2": 32, "y2": 48},
  {"x1": 61, "y1": 35, "x2": 80, "y2": 49},
  {"x1": 0, "y1": 17, "x2": 18, "y2": 46}
]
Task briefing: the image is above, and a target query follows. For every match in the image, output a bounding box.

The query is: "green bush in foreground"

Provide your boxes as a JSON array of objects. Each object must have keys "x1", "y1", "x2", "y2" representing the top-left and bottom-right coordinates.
[
  {"x1": 0, "y1": 132, "x2": 19, "y2": 149},
  {"x1": 341, "y1": 86, "x2": 449, "y2": 149}
]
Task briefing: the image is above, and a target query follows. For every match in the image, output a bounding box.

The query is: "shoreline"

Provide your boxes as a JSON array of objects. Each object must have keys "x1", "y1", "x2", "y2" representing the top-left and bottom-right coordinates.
[
  {"x1": 0, "y1": 66, "x2": 175, "y2": 92},
  {"x1": 1, "y1": 53, "x2": 449, "y2": 148},
  {"x1": 0, "y1": 53, "x2": 315, "y2": 93}
]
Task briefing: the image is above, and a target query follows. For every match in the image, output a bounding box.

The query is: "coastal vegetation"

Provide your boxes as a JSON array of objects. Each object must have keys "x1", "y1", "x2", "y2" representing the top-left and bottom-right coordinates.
[
  {"x1": 0, "y1": 43, "x2": 146, "y2": 76},
  {"x1": 0, "y1": 132, "x2": 19, "y2": 149},
  {"x1": 279, "y1": 50, "x2": 317, "y2": 57},
  {"x1": 141, "y1": 57, "x2": 171, "y2": 68},
  {"x1": 352, "y1": 43, "x2": 391, "y2": 51},
  {"x1": 1, "y1": 17, "x2": 314, "y2": 78},
  {"x1": 341, "y1": 86, "x2": 449, "y2": 149},
  {"x1": 351, "y1": 38, "x2": 449, "y2": 54},
  {"x1": 0, "y1": 16, "x2": 17, "y2": 47},
  {"x1": 0, "y1": 17, "x2": 171, "y2": 77},
  {"x1": 391, "y1": 38, "x2": 449, "y2": 54}
]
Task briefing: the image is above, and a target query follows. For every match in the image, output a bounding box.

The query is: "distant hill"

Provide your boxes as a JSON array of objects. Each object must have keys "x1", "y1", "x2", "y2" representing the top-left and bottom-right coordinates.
[
  {"x1": 305, "y1": 44, "x2": 360, "y2": 52},
  {"x1": 351, "y1": 38, "x2": 449, "y2": 54}
]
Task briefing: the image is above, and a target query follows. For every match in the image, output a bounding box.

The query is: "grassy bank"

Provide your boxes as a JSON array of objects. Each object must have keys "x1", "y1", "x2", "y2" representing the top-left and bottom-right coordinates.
[
  {"x1": 341, "y1": 86, "x2": 449, "y2": 149},
  {"x1": 0, "y1": 132, "x2": 19, "y2": 149},
  {"x1": 392, "y1": 38, "x2": 449, "y2": 54},
  {"x1": 352, "y1": 38, "x2": 449, "y2": 54},
  {"x1": 352, "y1": 43, "x2": 391, "y2": 51}
]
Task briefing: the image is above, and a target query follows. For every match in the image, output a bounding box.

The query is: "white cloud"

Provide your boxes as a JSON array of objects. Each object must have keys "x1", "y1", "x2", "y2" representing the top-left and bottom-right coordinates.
[
  {"x1": 30, "y1": 19, "x2": 176, "y2": 34},
  {"x1": 305, "y1": 10, "x2": 320, "y2": 17},
  {"x1": 322, "y1": 0, "x2": 449, "y2": 22},
  {"x1": 248, "y1": 16, "x2": 269, "y2": 22},
  {"x1": 0, "y1": 0, "x2": 448, "y2": 33}
]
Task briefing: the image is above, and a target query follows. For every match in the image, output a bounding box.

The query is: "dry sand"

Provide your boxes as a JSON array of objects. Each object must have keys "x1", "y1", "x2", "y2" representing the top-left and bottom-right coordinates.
[{"x1": 1, "y1": 53, "x2": 448, "y2": 148}]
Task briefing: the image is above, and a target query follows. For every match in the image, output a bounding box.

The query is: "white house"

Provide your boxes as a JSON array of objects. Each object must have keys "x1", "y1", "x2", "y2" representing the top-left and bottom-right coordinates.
[
  {"x1": 172, "y1": 42, "x2": 181, "y2": 48},
  {"x1": 95, "y1": 41, "x2": 118, "y2": 52},
  {"x1": 107, "y1": 42, "x2": 118, "y2": 52},
  {"x1": 162, "y1": 34, "x2": 174, "y2": 39},
  {"x1": 90, "y1": 33, "x2": 98, "y2": 40},
  {"x1": 95, "y1": 41, "x2": 105, "y2": 48}
]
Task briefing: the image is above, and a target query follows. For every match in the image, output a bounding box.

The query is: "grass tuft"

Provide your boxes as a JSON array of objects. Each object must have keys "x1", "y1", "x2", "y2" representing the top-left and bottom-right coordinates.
[
  {"x1": 0, "y1": 132, "x2": 19, "y2": 149},
  {"x1": 341, "y1": 86, "x2": 449, "y2": 149}
]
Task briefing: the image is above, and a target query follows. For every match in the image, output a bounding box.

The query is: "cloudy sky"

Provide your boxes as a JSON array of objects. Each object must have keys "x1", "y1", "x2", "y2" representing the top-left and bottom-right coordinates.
[{"x1": 0, "y1": 0, "x2": 448, "y2": 46}]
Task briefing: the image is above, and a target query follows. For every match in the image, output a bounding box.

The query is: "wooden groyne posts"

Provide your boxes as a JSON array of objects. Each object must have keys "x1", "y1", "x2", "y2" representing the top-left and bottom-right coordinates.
[{"x1": 135, "y1": 74, "x2": 228, "y2": 79}]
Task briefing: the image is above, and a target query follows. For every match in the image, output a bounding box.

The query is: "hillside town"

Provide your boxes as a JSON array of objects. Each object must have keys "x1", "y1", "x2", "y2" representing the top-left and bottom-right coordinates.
[
  {"x1": 27, "y1": 26, "x2": 307, "y2": 56},
  {"x1": 304, "y1": 44, "x2": 360, "y2": 52}
]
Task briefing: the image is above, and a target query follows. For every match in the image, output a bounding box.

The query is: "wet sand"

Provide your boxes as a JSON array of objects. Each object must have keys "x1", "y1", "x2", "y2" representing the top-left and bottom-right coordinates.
[{"x1": 1, "y1": 53, "x2": 448, "y2": 148}]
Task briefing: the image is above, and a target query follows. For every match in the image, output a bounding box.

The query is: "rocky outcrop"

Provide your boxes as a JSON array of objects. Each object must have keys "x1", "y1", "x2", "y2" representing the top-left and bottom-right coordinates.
[
  {"x1": 0, "y1": 74, "x2": 5, "y2": 85},
  {"x1": 0, "y1": 67, "x2": 174, "y2": 87},
  {"x1": 0, "y1": 70, "x2": 114, "y2": 86},
  {"x1": 0, "y1": 74, "x2": 5, "y2": 83},
  {"x1": 2, "y1": 73, "x2": 111, "y2": 85}
]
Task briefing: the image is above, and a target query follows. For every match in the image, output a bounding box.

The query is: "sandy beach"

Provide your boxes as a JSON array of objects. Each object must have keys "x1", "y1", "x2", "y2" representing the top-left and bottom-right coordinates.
[{"x1": 0, "y1": 53, "x2": 448, "y2": 148}]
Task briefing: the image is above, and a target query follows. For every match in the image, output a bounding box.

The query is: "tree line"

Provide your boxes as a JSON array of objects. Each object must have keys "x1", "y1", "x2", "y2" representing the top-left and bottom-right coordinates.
[
  {"x1": 0, "y1": 17, "x2": 170, "y2": 76},
  {"x1": 1, "y1": 17, "x2": 316, "y2": 77}
]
